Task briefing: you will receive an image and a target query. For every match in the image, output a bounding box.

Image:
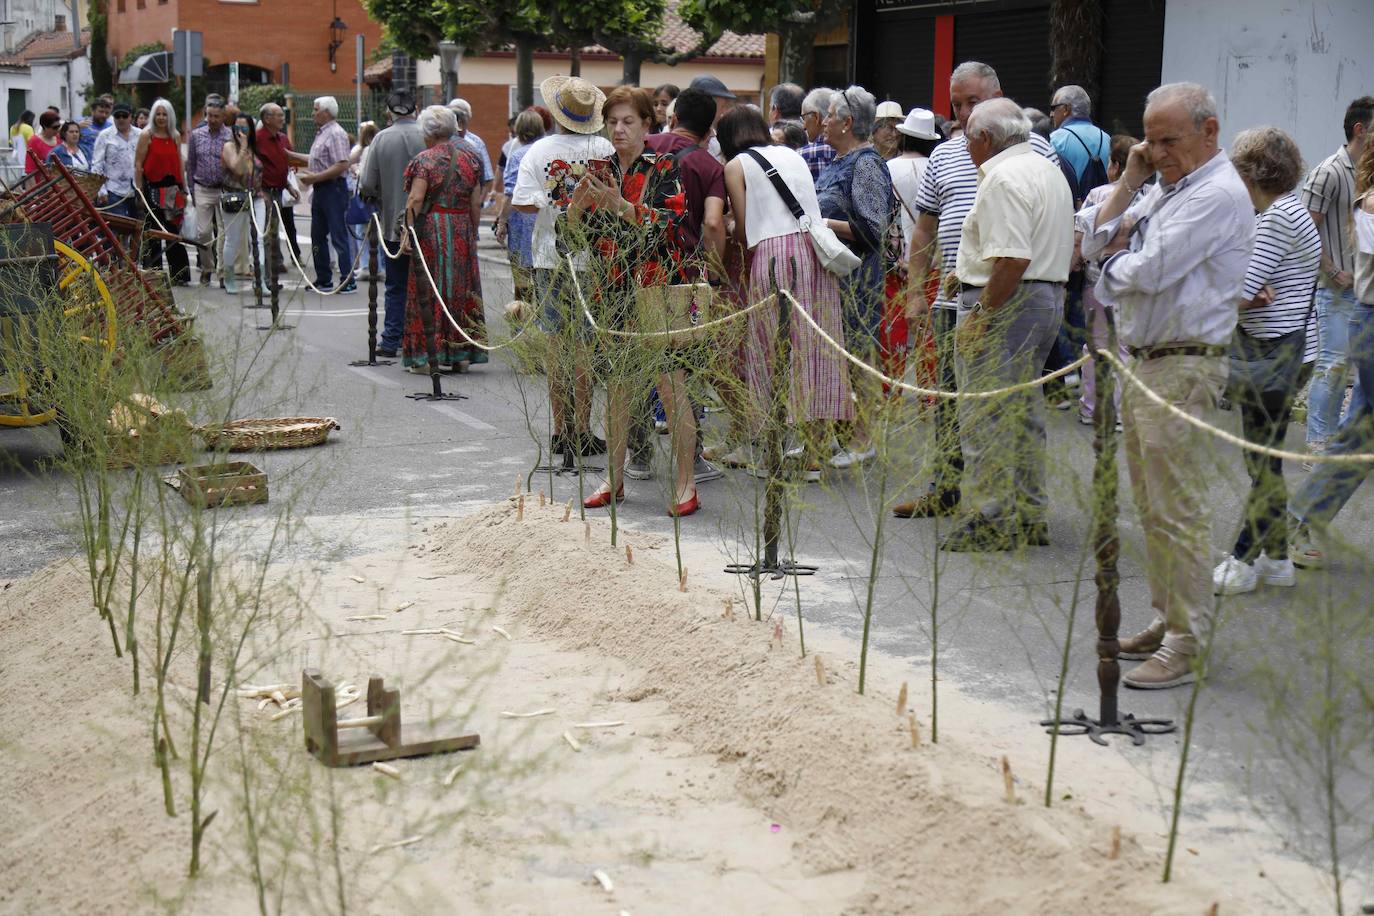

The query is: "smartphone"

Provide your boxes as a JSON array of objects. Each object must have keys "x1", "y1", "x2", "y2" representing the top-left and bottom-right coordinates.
[{"x1": 585, "y1": 158, "x2": 612, "y2": 183}]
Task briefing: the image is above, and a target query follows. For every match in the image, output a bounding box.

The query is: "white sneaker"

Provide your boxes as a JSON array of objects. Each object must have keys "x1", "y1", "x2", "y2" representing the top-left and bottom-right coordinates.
[
  {"x1": 783, "y1": 444, "x2": 805, "y2": 460},
  {"x1": 830, "y1": 447, "x2": 876, "y2": 470},
  {"x1": 1212, "y1": 554, "x2": 1258, "y2": 596},
  {"x1": 1063, "y1": 372, "x2": 1081, "y2": 389},
  {"x1": 1254, "y1": 552, "x2": 1296, "y2": 587}
]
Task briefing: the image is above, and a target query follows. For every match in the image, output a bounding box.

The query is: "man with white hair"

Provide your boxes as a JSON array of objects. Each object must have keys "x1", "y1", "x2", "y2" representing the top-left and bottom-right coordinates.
[
  {"x1": 798, "y1": 87, "x2": 836, "y2": 181},
  {"x1": 1080, "y1": 82, "x2": 1255, "y2": 689},
  {"x1": 447, "y1": 98, "x2": 494, "y2": 201},
  {"x1": 299, "y1": 95, "x2": 356, "y2": 292},
  {"x1": 893, "y1": 60, "x2": 1062, "y2": 521},
  {"x1": 940, "y1": 98, "x2": 1073, "y2": 552},
  {"x1": 1049, "y1": 84, "x2": 1111, "y2": 205}
]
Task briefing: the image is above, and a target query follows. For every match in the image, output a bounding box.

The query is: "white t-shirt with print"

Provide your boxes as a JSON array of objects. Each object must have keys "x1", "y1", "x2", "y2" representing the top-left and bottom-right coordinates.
[{"x1": 511, "y1": 131, "x2": 616, "y2": 270}]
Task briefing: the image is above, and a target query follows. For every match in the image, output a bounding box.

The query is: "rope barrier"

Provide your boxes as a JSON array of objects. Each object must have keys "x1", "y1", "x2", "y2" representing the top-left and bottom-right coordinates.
[
  {"x1": 370, "y1": 212, "x2": 405, "y2": 260},
  {"x1": 564, "y1": 258, "x2": 777, "y2": 339},
  {"x1": 1100, "y1": 348, "x2": 1374, "y2": 465},
  {"x1": 407, "y1": 223, "x2": 526, "y2": 352},
  {"x1": 270, "y1": 199, "x2": 364, "y2": 296}
]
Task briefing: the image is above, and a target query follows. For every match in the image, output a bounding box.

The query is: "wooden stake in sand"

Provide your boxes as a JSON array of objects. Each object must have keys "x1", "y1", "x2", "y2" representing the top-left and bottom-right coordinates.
[
  {"x1": 1108, "y1": 825, "x2": 1121, "y2": 861},
  {"x1": 1001, "y1": 756, "x2": 1016, "y2": 804},
  {"x1": 814, "y1": 655, "x2": 825, "y2": 686},
  {"x1": 538, "y1": 490, "x2": 546, "y2": 508},
  {"x1": 896, "y1": 681, "x2": 908, "y2": 717},
  {"x1": 678, "y1": 567, "x2": 688, "y2": 592},
  {"x1": 625, "y1": 544, "x2": 633, "y2": 565},
  {"x1": 563, "y1": 499, "x2": 573, "y2": 522},
  {"x1": 723, "y1": 598, "x2": 734, "y2": 620},
  {"x1": 908, "y1": 712, "x2": 920, "y2": 748},
  {"x1": 584, "y1": 522, "x2": 591, "y2": 547},
  {"x1": 517, "y1": 495, "x2": 525, "y2": 521},
  {"x1": 514, "y1": 475, "x2": 522, "y2": 497}
]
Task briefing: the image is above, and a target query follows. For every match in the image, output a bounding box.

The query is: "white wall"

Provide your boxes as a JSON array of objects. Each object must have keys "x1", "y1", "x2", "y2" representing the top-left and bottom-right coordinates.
[
  {"x1": 29, "y1": 53, "x2": 89, "y2": 118},
  {"x1": 0, "y1": 69, "x2": 33, "y2": 132},
  {"x1": 420, "y1": 55, "x2": 764, "y2": 101},
  {"x1": 1163, "y1": 0, "x2": 1374, "y2": 166}
]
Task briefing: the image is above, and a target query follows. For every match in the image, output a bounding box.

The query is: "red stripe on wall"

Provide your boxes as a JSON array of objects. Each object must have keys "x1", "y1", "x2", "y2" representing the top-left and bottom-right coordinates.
[{"x1": 932, "y1": 15, "x2": 954, "y2": 119}]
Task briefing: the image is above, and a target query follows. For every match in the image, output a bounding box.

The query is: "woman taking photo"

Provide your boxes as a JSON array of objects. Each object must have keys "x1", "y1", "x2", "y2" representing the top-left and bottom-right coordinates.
[
  {"x1": 219, "y1": 112, "x2": 268, "y2": 296},
  {"x1": 572, "y1": 86, "x2": 698, "y2": 517},
  {"x1": 816, "y1": 86, "x2": 896, "y2": 469},
  {"x1": 398, "y1": 106, "x2": 486, "y2": 373},
  {"x1": 720, "y1": 104, "x2": 854, "y2": 482},
  {"x1": 1211, "y1": 128, "x2": 1322, "y2": 595},
  {"x1": 24, "y1": 110, "x2": 61, "y2": 173},
  {"x1": 47, "y1": 120, "x2": 90, "y2": 171},
  {"x1": 133, "y1": 99, "x2": 190, "y2": 285}
]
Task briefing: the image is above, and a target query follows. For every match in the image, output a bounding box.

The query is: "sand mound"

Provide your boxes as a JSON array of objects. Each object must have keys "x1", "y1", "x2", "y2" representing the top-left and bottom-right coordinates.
[{"x1": 429, "y1": 502, "x2": 1224, "y2": 914}]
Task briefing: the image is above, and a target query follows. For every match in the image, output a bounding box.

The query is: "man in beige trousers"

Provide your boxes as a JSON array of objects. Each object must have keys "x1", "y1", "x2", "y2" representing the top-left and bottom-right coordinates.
[{"x1": 1079, "y1": 83, "x2": 1255, "y2": 689}]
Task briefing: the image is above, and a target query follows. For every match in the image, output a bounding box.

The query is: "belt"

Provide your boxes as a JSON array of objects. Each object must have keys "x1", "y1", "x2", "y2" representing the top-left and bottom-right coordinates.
[
  {"x1": 1127, "y1": 343, "x2": 1226, "y2": 360},
  {"x1": 430, "y1": 205, "x2": 470, "y2": 215},
  {"x1": 957, "y1": 280, "x2": 1064, "y2": 294}
]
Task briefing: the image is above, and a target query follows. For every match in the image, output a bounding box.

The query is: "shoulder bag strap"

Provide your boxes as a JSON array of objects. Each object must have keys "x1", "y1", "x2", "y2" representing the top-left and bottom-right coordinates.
[{"x1": 742, "y1": 148, "x2": 808, "y2": 224}]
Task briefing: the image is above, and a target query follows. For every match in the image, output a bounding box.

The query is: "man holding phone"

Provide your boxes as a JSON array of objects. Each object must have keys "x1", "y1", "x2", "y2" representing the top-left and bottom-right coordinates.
[{"x1": 1080, "y1": 82, "x2": 1255, "y2": 690}]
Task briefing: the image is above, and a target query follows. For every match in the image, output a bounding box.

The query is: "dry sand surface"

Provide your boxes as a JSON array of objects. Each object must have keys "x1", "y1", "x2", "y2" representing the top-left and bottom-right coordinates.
[{"x1": 0, "y1": 500, "x2": 1327, "y2": 913}]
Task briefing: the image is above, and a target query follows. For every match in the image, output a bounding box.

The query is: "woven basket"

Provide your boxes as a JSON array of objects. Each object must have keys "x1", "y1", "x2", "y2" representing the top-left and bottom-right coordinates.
[
  {"x1": 199, "y1": 417, "x2": 341, "y2": 451},
  {"x1": 70, "y1": 170, "x2": 105, "y2": 201}
]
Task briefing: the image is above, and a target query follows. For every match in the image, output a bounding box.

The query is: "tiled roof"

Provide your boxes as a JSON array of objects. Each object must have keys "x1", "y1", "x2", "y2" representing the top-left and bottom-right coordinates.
[
  {"x1": 12, "y1": 28, "x2": 90, "y2": 64},
  {"x1": 655, "y1": 0, "x2": 764, "y2": 59}
]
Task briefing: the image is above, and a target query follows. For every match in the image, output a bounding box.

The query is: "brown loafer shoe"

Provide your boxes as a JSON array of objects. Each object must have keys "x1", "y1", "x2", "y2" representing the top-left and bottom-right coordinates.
[
  {"x1": 893, "y1": 490, "x2": 959, "y2": 519},
  {"x1": 1123, "y1": 645, "x2": 1196, "y2": 690},
  {"x1": 1117, "y1": 621, "x2": 1165, "y2": 660}
]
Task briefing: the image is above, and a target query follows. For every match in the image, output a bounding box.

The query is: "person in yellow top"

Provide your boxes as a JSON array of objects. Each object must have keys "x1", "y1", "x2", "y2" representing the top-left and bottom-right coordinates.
[{"x1": 9, "y1": 109, "x2": 34, "y2": 159}]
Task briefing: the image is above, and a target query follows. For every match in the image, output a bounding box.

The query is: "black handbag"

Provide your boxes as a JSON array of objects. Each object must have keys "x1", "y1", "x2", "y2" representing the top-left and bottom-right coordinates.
[
  {"x1": 220, "y1": 189, "x2": 251, "y2": 213},
  {"x1": 1226, "y1": 325, "x2": 1306, "y2": 398}
]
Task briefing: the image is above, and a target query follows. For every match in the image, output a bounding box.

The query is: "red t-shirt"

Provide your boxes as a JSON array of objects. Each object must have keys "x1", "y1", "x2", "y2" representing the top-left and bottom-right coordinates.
[
  {"x1": 646, "y1": 132, "x2": 725, "y2": 245},
  {"x1": 24, "y1": 134, "x2": 57, "y2": 173},
  {"x1": 256, "y1": 126, "x2": 292, "y2": 190}
]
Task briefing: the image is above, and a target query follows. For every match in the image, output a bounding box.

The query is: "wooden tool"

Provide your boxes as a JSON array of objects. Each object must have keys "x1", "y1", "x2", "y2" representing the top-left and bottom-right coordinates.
[{"x1": 301, "y1": 669, "x2": 480, "y2": 767}]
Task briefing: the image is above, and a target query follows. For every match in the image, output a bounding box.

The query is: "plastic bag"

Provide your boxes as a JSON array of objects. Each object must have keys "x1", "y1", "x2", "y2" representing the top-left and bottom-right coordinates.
[{"x1": 180, "y1": 204, "x2": 198, "y2": 242}]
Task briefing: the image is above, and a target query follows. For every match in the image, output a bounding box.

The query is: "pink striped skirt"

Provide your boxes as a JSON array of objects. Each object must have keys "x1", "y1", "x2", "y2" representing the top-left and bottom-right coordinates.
[{"x1": 744, "y1": 233, "x2": 854, "y2": 430}]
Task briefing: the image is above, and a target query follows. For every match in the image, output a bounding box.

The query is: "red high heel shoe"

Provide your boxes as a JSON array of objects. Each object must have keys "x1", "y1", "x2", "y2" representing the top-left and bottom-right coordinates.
[
  {"x1": 667, "y1": 491, "x2": 700, "y2": 517},
  {"x1": 583, "y1": 485, "x2": 625, "y2": 509}
]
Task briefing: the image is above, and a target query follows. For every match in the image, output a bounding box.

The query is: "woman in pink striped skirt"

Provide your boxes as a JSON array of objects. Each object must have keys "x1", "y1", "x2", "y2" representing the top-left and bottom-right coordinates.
[{"x1": 720, "y1": 106, "x2": 853, "y2": 480}]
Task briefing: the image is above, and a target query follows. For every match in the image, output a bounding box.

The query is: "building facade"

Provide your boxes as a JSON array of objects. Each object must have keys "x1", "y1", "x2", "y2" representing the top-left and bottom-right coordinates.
[{"x1": 106, "y1": 0, "x2": 383, "y2": 97}]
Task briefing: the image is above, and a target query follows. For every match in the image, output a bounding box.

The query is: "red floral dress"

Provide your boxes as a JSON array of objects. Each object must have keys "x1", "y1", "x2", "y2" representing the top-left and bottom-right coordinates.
[
  {"x1": 403, "y1": 141, "x2": 485, "y2": 368},
  {"x1": 578, "y1": 153, "x2": 690, "y2": 330}
]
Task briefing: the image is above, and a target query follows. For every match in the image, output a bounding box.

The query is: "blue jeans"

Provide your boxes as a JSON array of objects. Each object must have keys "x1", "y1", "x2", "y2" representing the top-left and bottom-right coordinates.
[
  {"x1": 1291, "y1": 306, "x2": 1374, "y2": 527},
  {"x1": 103, "y1": 193, "x2": 135, "y2": 219},
  {"x1": 380, "y1": 250, "x2": 408, "y2": 351},
  {"x1": 310, "y1": 178, "x2": 353, "y2": 288},
  {"x1": 1306, "y1": 285, "x2": 1358, "y2": 444}
]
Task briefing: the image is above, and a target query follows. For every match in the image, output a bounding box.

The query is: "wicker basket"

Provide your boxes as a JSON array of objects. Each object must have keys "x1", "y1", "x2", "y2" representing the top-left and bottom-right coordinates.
[
  {"x1": 199, "y1": 417, "x2": 341, "y2": 451},
  {"x1": 70, "y1": 170, "x2": 105, "y2": 201}
]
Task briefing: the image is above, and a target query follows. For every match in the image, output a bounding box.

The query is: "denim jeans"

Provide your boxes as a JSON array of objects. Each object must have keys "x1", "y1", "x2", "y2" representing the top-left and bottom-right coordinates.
[
  {"x1": 379, "y1": 250, "x2": 408, "y2": 351},
  {"x1": 1290, "y1": 306, "x2": 1374, "y2": 527},
  {"x1": 310, "y1": 178, "x2": 353, "y2": 288},
  {"x1": 1306, "y1": 285, "x2": 1359, "y2": 444},
  {"x1": 930, "y1": 307, "x2": 964, "y2": 497}
]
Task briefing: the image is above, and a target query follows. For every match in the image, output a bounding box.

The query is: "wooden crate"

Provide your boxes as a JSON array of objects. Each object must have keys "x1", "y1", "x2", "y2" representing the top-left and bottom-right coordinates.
[{"x1": 177, "y1": 460, "x2": 268, "y2": 508}]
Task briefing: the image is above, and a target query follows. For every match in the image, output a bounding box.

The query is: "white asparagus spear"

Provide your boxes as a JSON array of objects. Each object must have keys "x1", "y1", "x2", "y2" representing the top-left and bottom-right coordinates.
[
  {"x1": 571, "y1": 721, "x2": 626, "y2": 729},
  {"x1": 368, "y1": 834, "x2": 423, "y2": 854},
  {"x1": 592, "y1": 869, "x2": 614, "y2": 892},
  {"x1": 499, "y1": 708, "x2": 555, "y2": 719},
  {"x1": 372, "y1": 762, "x2": 402, "y2": 780},
  {"x1": 491, "y1": 625, "x2": 512, "y2": 640},
  {"x1": 563, "y1": 731, "x2": 582, "y2": 752}
]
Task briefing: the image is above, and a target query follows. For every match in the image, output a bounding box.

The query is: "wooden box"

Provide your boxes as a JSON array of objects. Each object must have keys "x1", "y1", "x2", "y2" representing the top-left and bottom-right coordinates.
[{"x1": 177, "y1": 460, "x2": 268, "y2": 508}]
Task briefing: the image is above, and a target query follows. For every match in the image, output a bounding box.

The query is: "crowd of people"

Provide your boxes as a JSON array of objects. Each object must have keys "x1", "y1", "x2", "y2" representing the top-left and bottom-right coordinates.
[{"x1": 11, "y1": 68, "x2": 1372, "y2": 694}]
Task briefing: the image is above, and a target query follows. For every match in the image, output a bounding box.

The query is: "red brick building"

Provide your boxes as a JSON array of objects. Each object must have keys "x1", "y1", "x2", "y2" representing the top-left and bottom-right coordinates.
[{"x1": 107, "y1": 0, "x2": 383, "y2": 95}]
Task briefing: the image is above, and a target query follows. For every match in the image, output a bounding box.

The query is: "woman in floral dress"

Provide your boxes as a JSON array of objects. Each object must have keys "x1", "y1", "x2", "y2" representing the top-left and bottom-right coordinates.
[{"x1": 400, "y1": 105, "x2": 486, "y2": 371}]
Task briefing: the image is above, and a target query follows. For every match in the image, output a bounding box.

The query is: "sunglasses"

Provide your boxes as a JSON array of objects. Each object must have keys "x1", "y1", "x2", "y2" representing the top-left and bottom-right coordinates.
[{"x1": 114, "y1": 113, "x2": 130, "y2": 119}]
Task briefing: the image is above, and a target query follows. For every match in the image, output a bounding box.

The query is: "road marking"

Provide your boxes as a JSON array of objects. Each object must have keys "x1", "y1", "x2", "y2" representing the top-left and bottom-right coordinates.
[
  {"x1": 348, "y1": 365, "x2": 403, "y2": 390},
  {"x1": 292, "y1": 309, "x2": 370, "y2": 317},
  {"x1": 429, "y1": 403, "x2": 498, "y2": 432}
]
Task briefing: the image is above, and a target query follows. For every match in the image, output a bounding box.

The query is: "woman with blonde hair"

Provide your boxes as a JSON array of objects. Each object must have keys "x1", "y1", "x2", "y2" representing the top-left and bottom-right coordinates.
[{"x1": 133, "y1": 98, "x2": 190, "y2": 285}]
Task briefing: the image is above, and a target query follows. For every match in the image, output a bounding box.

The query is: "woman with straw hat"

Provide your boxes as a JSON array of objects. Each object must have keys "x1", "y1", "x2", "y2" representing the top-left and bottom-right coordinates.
[{"x1": 511, "y1": 75, "x2": 616, "y2": 460}]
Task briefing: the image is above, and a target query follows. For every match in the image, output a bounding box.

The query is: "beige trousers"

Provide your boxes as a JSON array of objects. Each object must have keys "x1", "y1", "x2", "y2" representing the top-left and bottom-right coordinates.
[{"x1": 1120, "y1": 354, "x2": 1226, "y2": 654}]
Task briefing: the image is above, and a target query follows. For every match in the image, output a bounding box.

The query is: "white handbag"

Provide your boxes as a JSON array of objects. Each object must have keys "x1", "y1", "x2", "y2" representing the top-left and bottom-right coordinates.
[{"x1": 743, "y1": 149, "x2": 861, "y2": 277}]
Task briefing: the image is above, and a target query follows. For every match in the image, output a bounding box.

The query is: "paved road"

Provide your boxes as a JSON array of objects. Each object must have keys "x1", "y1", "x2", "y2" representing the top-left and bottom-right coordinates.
[{"x1": 3, "y1": 218, "x2": 1372, "y2": 903}]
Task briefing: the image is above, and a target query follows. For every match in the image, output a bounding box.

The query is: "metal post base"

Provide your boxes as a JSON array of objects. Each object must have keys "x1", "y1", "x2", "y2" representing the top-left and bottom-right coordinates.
[
  {"x1": 724, "y1": 561, "x2": 819, "y2": 581},
  {"x1": 406, "y1": 390, "x2": 467, "y2": 401},
  {"x1": 257, "y1": 322, "x2": 295, "y2": 331},
  {"x1": 1040, "y1": 709, "x2": 1176, "y2": 747},
  {"x1": 349, "y1": 358, "x2": 395, "y2": 366}
]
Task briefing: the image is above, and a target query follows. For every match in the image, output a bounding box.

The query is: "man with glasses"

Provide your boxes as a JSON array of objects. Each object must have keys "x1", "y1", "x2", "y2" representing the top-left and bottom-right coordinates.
[
  {"x1": 91, "y1": 102, "x2": 141, "y2": 218},
  {"x1": 1049, "y1": 85, "x2": 1111, "y2": 206},
  {"x1": 1079, "y1": 82, "x2": 1255, "y2": 690},
  {"x1": 799, "y1": 87, "x2": 837, "y2": 182}
]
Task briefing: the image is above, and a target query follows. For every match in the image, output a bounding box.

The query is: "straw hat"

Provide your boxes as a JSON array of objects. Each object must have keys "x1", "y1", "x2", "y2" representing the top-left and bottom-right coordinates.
[
  {"x1": 875, "y1": 100, "x2": 904, "y2": 120},
  {"x1": 540, "y1": 75, "x2": 606, "y2": 135},
  {"x1": 896, "y1": 107, "x2": 941, "y2": 140}
]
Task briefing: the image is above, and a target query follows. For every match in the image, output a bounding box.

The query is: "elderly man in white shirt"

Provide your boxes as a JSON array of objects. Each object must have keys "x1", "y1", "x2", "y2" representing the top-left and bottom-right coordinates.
[
  {"x1": 941, "y1": 98, "x2": 1074, "y2": 553},
  {"x1": 1080, "y1": 82, "x2": 1256, "y2": 690}
]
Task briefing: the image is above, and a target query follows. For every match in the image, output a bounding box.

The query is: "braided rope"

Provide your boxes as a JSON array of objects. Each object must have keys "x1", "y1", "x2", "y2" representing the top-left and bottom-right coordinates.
[
  {"x1": 270, "y1": 199, "x2": 363, "y2": 296},
  {"x1": 407, "y1": 223, "x2": 526, "y2": 352}
]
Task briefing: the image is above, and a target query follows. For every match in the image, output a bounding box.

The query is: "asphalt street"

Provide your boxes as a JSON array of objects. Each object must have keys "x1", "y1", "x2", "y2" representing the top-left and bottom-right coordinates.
[{"x1": 3, "y1": 215, "x2": 1372, "y2": 904}]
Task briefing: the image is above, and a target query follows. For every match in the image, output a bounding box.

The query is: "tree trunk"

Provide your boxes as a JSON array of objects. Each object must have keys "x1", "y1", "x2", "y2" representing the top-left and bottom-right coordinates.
[
  {"x1": 621, "y1": 48, "x2": 643, "y2": 86},
  {"x1": 515, "y1": 38, "x2": 536, "y2": 109},
  {"x1": 1049, "y1": 0, "x2": 1103, "y2": 100},
  {"x1": 777, "y1": 27, "x2": 815, "y2": 87},
  {"x1": 570, "y1": 46, "x2": 581, "y2": 78}
]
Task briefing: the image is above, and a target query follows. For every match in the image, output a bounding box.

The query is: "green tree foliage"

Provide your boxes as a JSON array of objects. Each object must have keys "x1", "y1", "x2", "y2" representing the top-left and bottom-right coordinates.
[
  {"x1": 586, "y1": 0, "x2": 722, "y2": 86},
  {"x1": 88, "y1": 0, "x2": 114, "y2": 96},
  {"x1": 681, "y1": 0, "x2": 848, "y2": 84}
]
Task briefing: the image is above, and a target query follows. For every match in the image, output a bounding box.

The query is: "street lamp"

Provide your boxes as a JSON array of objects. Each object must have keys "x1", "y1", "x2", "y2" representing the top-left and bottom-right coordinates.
[
  {"x1": 438, "y1": 40, "x2": 460, "y2": 102},
  {"x1": 328, "y1": 14, "x2": 348, "y2": 72}
]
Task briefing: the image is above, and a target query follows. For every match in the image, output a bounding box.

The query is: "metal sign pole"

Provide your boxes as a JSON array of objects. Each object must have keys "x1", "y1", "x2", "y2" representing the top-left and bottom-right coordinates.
[
  {"x1": 181, "y1": 31, "x2": 191, "y2": 135},
  {"x1": 355, "y1": 35, "x2": 364, "y2": 136}
]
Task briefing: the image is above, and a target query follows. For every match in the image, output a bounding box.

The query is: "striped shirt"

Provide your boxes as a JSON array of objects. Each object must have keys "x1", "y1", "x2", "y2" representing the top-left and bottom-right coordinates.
[
  {"x1": 913, "y1": 131, "x2": 1061, "y2": 308},
  {"x1": 799, "y1": 139, "x2": 836, "y2": 182},
  {"x1": 1239, "y1": 193, "x2": 1321, "y2": 353},
  {"x1": 1299, "y1": 145, "x2": 1355, "y2": 278}
]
